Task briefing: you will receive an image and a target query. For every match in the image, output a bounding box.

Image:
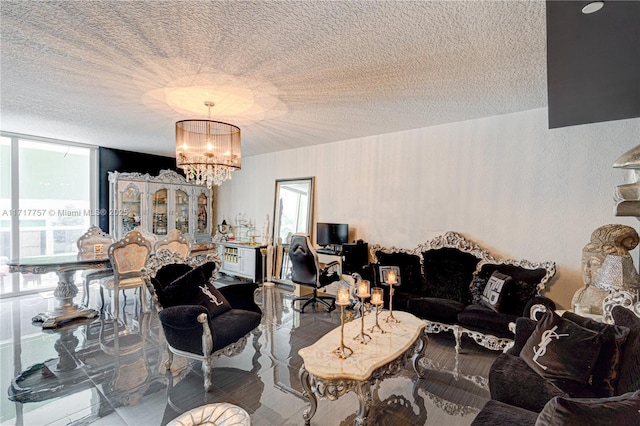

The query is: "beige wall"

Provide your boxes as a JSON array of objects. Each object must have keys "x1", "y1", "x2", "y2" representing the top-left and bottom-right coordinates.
[{"x1": 217, "y1": 108, "x2": 640, "y2": 309}]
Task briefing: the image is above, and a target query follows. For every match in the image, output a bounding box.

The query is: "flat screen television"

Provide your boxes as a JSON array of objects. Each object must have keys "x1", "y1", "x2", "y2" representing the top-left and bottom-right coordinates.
[{"x1": 316, "y1": 223, "x2": 349, "y2": 247}]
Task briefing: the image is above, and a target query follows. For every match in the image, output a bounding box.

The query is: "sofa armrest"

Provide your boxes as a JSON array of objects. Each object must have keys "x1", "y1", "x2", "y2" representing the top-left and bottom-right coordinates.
[
  {"x1": 523, "y1": 296, "x2": 556, "y2": 319},
  {"x1": 490, "y1": 353, "x2": 571, "y2": 412},
  {"x1": 158, "y1": 305, "x2": 208, "y2": 329},
  {"x1": 218, "y1": 282, "x2": 261, "y2": 314}
]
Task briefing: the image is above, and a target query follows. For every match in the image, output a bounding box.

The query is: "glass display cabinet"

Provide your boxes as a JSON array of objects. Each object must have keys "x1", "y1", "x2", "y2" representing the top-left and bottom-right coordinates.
[
  {"x1": 120, "y1": 186, "x2": 142, "y2": 235},
  {"x1": 109, "y1": 170, "x2": 213, "y2": 242},
  {"x1": 152, "y1": 187, "x2": 168, "y2": 236}
]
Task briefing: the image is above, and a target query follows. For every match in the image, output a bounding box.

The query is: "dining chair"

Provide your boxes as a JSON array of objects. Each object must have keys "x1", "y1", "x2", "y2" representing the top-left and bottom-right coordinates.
[
  {"x1": 77, "y1": 225, "x2": 115, "y2": 307},
  {"x1": 154, "y1": 229, "x2": 191, "y2": 258},
  {"x1": 134, "y1": 226, "x2": 158, "y2": 249},
  {"x1": 100, "y1": 230, "x2": 152, "y2": 321}
]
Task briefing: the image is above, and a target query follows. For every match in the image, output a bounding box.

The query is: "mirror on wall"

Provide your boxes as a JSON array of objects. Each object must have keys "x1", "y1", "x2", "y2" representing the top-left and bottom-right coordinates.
[
  {"x1": 273, "y1": 177, "x2": 315, "y2": 244},
  {"x1": 272, "y1": 177, "x2": 315, "y2": 281}
]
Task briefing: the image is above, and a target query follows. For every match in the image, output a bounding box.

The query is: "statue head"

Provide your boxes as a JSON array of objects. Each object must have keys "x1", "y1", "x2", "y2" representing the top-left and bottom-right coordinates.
[{"x1": 581, "y1": 224, "x2": 639, "y2": 286}]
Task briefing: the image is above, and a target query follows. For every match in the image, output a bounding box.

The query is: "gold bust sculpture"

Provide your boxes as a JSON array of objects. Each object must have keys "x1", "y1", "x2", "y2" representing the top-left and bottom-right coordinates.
[{"x1": 572, "y1": 224, "x2": 639, "y2": 314}]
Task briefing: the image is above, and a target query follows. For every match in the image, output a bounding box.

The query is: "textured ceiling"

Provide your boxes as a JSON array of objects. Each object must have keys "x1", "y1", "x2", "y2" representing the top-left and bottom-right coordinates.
[{"x1": 0, "y1": 1, "x2": 548, "y2": 157}]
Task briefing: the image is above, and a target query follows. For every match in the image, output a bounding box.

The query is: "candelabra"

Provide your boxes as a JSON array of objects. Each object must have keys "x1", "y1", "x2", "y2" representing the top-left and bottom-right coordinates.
[
  {"x1": 333, "y1": 286, "x2": 353, "y2": 358},
  {"x1": 385, "y1": 269, "x2": 400, "y2": 323},
  {"x1": 353, "y1": 280, "x2": 372, "y2": 344},
  {"x1": 369, "y1": 287, "x2": 385, "y2": 333}
]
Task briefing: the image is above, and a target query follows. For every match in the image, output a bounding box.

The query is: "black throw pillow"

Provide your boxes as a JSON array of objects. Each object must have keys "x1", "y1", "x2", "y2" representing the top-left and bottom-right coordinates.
[
  {"x1": 480, "y1": 271, "x2": 513, "y2": 312},
  {"x1": 521, "y1": 311, "x2": 605, "y2": 385},
  {"x1": 535, "y1": 390, "x2": 640, "y2": 426},
  {"x1": 161, "y1": 262, "x2": 231, "y2": 319},
  {"x1": 611, "y1": 305, "x2": 640, "y2": 394},
  {"x1": 195, "y1": 280, "x2": 232, "y2": 318},
  {"x1": 563, "y1": 311, "x2": 630, "y2": 397},
  {"x1": 152, "y1": 263, "x2": 194, "y2": 306}
]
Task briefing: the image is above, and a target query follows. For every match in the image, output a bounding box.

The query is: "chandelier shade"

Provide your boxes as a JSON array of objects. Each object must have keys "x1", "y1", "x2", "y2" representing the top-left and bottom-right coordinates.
[{"x1": 175, "y1": 119, "x2": 241, "y2": 187}]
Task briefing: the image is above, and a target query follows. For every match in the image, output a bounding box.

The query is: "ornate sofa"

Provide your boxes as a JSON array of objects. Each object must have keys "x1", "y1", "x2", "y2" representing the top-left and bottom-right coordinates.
[
  {"x1": 366, "y1": 232, "x2": 556, "y2": 352},
  {"x1": 471, "y1": 305, "x2": 640, "y2": 425},
  {"x1": 142, "y1": 249, "x2": 262, "y2": 392}
]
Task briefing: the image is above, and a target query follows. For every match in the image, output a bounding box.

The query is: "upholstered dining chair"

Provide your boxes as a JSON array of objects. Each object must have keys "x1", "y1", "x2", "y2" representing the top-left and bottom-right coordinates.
[
  {"x1": 100, "y1": 230, "x2": 152, "y2": 321},
  {"x1": 289, "y1": 233, "x2": 340, "y2": 313},
  {"x1": 154, "y1": 229, "x2": 191, "y2": 258},
  {"x1": 134, "y1": 226, "x2": 158, "y2": 249},
  {"x1": 77, "y1": 225, "x2": 115, "y2": 307}
]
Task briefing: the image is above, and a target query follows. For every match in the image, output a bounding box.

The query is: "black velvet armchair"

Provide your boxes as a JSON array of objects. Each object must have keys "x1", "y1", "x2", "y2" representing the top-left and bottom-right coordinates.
[{"x1": 142, "y1": 249, "x2": 262, "y2": 392}]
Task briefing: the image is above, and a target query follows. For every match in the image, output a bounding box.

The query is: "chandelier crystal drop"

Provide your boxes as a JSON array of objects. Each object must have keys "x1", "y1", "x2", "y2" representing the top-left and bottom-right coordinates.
[{"x1": 175, "y1": 101, "x2": 241, "y2": 187}]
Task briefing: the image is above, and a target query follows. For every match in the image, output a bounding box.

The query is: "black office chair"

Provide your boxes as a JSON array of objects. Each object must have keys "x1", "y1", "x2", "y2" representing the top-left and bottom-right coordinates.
[{"x1": 289, "y1": 233, "x2": 339, "y2": 313}]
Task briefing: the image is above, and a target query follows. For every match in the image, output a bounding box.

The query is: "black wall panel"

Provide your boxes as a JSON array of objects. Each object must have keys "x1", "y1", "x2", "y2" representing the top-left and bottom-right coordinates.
[
  {"x1": 546, "y1": 1, "x2": 640, "y2": 128},
  {"x1": 98, "y1": 147, "x2": 176, "y2": 231}
]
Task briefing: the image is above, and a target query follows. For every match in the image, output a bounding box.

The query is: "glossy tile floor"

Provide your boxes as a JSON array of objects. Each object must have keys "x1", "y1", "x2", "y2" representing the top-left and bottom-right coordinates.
[{"x1": 1, "y1": 283, "x2": 498, "y2": 425}]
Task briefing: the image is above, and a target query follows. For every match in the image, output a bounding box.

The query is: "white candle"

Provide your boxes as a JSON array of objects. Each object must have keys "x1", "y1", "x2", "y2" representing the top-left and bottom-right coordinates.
[
  {"x1": 387, "y1": 270, "x2": 397, "y2": 285},
  {"x1": 371, "y1": 288, "x2": 383, "y2": 305},
  {"x1": 357, "y1": 280, "x2": 370, "y2": 297},
  {"x1": 337, "y1": 287, "x2": 350, "y2": 305}
]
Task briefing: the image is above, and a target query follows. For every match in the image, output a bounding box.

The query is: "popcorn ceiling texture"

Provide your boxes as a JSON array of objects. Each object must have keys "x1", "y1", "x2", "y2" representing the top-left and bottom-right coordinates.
[{"x1": 0, "y1": 1, "x2": 547, "y2": 156}]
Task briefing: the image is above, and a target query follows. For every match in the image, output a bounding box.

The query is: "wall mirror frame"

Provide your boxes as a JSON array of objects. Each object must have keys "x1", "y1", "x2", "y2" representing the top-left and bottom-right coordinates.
[{"x1": 272, "y1": 177, "x2": 315, "y2": 244}]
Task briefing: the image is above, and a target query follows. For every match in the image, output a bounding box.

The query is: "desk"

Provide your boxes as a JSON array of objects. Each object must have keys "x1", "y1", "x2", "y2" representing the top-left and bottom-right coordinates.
[
  {"x1": 9, "y1": 254, "x2": 109, "y2": 328},
  {"x1": 298, "y1": 311, "x2": 427, "y2": 425}
]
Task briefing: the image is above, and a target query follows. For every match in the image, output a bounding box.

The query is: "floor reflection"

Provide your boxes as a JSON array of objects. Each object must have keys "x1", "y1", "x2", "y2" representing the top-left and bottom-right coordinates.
[{"x1": 2, "y1": 284, "x2": 497, "y2": 425}]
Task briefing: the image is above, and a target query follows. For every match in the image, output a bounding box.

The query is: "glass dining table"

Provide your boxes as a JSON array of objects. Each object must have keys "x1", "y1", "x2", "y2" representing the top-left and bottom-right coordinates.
[{"x1": 8, "y1": 253, "x2": 111, "y2": 328}]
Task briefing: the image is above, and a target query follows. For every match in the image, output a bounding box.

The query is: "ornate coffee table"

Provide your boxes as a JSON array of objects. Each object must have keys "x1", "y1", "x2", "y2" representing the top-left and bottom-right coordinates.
[{"x1": 298, "y1": 310, "x2": 428, "y2": 425}]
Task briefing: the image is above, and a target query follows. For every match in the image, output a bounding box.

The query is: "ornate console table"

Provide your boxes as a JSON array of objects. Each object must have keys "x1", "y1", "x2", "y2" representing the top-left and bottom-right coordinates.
[
  {"x1": 298, "y1": 311, "x2": 428, "y2": 426},
  {"x1": 9, "y1": 254, "x2": 109, "y2": 328}
]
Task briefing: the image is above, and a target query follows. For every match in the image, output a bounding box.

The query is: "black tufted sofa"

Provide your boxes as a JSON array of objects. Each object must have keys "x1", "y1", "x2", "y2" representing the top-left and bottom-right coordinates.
[
  {"x1": 471, "y1": 306, "x2": 640, "y2": 425},
  {"x1": 365, "y1": 232, "x2": 556, "y2": 352}
]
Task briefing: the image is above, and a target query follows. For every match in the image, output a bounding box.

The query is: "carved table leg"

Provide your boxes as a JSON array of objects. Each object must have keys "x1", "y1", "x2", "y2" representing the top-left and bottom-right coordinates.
[
  {"x1": 413, "y1": 332, "x2": 429, "y2": 378},
  {"x1": 299, "y1": 365, "x2": 317, "y2": 425},
  {"x1": 354, "y1": 380, "x2": 372, "y2": 426},
  {"x1": 32, "y1": 270, "x2": 98, "y2": 328}
]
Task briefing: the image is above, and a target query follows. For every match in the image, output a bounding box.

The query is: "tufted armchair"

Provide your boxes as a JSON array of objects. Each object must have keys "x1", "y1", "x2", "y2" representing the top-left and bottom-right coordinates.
[{"x1": 142, "y1": 249, "x2": 262, "y2": 392}]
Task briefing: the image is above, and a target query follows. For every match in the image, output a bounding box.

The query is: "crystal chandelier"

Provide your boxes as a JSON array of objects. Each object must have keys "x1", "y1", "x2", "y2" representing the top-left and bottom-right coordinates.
[{"x1": 176, "y1": 101, "x2": 241, "y2": 187}]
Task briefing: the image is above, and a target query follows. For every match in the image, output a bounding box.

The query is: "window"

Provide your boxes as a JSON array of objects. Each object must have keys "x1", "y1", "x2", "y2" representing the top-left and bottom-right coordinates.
[{"x1": 0, "y1": 133, "x2": 97, "y2": 296}]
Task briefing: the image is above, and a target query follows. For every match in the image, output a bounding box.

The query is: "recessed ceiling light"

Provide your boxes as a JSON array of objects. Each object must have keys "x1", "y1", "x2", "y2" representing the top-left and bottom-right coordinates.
[{"x1": 582, "y1": 1, "x2": 604, "y2": 14}]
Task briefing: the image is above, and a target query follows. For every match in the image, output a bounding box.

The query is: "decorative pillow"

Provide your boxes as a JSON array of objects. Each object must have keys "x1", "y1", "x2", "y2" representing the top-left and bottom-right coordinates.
[
  {"x1": 521, "y1": 311, "x2": 605, "y2": 385},
  {"x1": 478, "y1": 263, "x2": 547, "y2": 316},
  {"x1": 162, "y1": 262, "x2": 231, "y2": 318},
  {"x1": 196, "y1": 279, "x2": 232, "y2": 318},
  {"x1": 611, "y1": 305, "x2": 640, "y2": 394},
  {"x1": 535, "y1": 390, "x2": 640, "y2": 426},
  {"x1": 152, "y1": 263, "x2": 194, "y2": 305},
  {"x1": 480, "y1": 271, "x2": 513, "y2": 312},
  {"x1": 563, "y1": 311, "x2": 630, "y2": 397}
]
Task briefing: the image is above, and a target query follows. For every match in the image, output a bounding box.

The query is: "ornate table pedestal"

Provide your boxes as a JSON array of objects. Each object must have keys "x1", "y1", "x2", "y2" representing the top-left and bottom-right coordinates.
[
  {"x1": 9, "y1": 254, "x2": 109, "y2": 328},
  {"x1": 298, "y1": 311, "x2": 428, "y2": 426}
]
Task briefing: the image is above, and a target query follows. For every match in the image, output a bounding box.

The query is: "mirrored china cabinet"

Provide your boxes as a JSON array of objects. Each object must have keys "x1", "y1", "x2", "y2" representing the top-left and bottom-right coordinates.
[{"x1": 108, "y1": 170, "x2": 213, "y2": 242}]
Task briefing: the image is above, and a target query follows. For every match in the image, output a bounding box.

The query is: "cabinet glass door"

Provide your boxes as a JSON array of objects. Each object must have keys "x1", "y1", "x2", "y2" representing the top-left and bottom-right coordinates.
[
  {"x1": 175, "y1": 189, "x2": 189, "y2": 234},
  {"x1": 197, "y1": 193, "x2": 208, "y2": 234},
  {"x1": 152, "y1": 188, "x2": 168, "y2": 235},
  {"x1": 122, "y1": 186, "x2": 142, "y2": 234}
]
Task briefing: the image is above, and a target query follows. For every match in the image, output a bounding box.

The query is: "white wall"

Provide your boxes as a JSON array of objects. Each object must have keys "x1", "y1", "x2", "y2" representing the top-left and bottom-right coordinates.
[{"x1": 217, "y1": 108, "x2": 640, "y2": 309}]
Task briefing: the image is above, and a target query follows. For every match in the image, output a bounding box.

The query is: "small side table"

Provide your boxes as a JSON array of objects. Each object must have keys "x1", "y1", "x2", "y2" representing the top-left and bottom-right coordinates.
[{"x1": 167, "y1": 403, "x2": 250, "y2": 426}]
